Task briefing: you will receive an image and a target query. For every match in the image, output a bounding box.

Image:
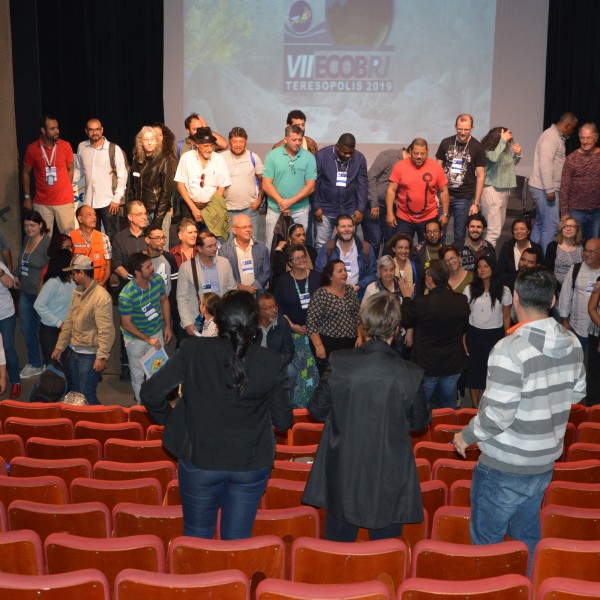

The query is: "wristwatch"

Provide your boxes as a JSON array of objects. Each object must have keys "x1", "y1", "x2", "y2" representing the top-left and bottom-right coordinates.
[{"x1": 24, "y1": 194, "x2": 31, "y2": 200}]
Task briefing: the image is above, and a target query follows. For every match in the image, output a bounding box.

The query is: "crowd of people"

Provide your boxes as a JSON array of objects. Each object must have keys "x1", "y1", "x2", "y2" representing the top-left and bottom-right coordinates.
[{"x1": 0, "y1": 107, "x2": 598, "y2": 565}]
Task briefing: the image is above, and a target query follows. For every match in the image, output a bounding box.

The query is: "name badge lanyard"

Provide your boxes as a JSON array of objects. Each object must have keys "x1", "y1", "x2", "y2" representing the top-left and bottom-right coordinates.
[
  {"x1": 292, "y1": 273, "x2": 310, "y2": 309},
  {"x1": 450, "y1": 136, "x2": 470, "y2": 178},
  {"x1": 334, "y1": 147, "x2": 350, "y2": 188},
  {"x1": 21, "y1": 235, "x2": 43, "y2": 278},
  {"x1": 40, "y1": 142, "x2": 58, "y2": 186},
  {"x1": 137, "y1": 282, "x2": 159, "y2": 322}
]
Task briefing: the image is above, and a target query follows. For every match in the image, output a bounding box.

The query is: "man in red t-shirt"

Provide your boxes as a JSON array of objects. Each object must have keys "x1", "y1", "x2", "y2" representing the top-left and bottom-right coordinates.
[
  {"x1": 385, "y1": 138, "x2": 449, "y2": 243},
  {"x1": 22, "y1": 115, "x2": 75, "y2": 234}
]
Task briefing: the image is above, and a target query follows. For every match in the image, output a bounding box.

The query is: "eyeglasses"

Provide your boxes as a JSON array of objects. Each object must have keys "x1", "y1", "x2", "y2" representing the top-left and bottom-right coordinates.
[
  {"x1": 131, "y1": 212, "x2": 148, "y2": 217},
  {"x1": 444, "y1": 256, "x2": 459, "y2": 264},
  {"x1": 425, "y1": 229, "x2": 441, "y2": 235},
  {"x1": 289, "y1": 160, "x2": 296, "y2": 175},
  {"x1": 562, "y1": 225, "x2": 577, "y2": 230},
  {"x1": 234, "y1": 225, "x2": 252, "y2": 230},
  {"x1": 290, "y1": 255, "x2": 307, "y2": 262},
  {"x1": 148, "y1": 236, "x2": 166, "y2": 241},
  {"x1": 141, "y1": 137, "x2": 156, "y2": 143}
]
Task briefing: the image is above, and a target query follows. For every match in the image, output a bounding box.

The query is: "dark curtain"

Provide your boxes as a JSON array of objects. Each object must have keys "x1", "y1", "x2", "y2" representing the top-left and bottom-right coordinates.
[
  {"x1": 11, "y1": 0, "x2": 164, "y2": 161},
  {"x1": 545, "y1": 0, "x2": 600, "y2": 153}
]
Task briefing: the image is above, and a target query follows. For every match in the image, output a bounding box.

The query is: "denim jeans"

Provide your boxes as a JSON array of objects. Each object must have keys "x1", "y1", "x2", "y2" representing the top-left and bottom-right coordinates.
[
  {"x1": 529, "y1": 186, "x2": 560, "y2": 253},
  {"x1": 394, "y1": 218, "x2": 427, "y2": 244},
  {"x1": 94, "y1": 205, "x2": 120, "y2": 240},
  {"x1": 68, "y1": 350, "x2": 100, "y2": 405},
  {"x1": 178, "y1": 460, "x2": 271, "y2": 540},
  {"x1": 569, "y1": 208, "x2": 600, "y2": 242},
  {"x1": 422, "y1": 373, "x2": 461, "y2": 409},
  {"x1": 448, "y1": 196, "x2": 472, "y2": 244},
  {"x1": 19, "y1": 290, "x2": 43, "y2": 368},
  {"x1": 325, "y1": 511, "x2": 403, "y2": 542},
  {"x1": 0, "y1": 314, "x2": 20, "y2": 384},
  {"x1": 313, "y1": 215, "x2": 336, "y2": 250},
  {"x1": 470, "y1": 462, "x2": 553, "y2": 574},
  {"x1": 124, "y1": 331, "x2": 164, "y2": 404},
  {"x1": 39, "y1": 323, "x2": 60, "y2": 367},
  {"x1": 361, "y1": 209, "x2": 394, "y2": 256},
  {"x1": 265, "y1": 205, "x2": 309, "y2": 250}
]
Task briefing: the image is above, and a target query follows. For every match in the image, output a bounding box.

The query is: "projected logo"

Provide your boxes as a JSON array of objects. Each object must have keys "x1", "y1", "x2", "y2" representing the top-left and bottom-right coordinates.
[{"x1": 284, "y1": 0, "x2": 394, "y2": 93}]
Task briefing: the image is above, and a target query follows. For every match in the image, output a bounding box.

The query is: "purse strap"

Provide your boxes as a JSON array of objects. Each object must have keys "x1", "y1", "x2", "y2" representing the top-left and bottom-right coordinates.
[{"x1": 190, "y1": 256, "x2": 201, "y2": 298}]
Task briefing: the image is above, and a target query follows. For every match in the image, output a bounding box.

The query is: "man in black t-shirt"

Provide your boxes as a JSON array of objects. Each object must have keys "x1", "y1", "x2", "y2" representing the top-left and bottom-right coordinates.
[{"x1": 436, "y1": 114, "x2": 486, "y2": 245}]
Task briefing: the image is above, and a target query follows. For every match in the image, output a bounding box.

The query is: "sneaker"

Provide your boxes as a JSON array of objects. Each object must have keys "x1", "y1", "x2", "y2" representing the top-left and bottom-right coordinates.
[
  {"x1": 120, "y1": 365, "x2": 131, "y2": 381},
  {"x1": 9, "y1": 383, "x2": 21, "y2": 399},
  {"x1": 20, "y1": 364, "x2": 44, "y2": 378}
]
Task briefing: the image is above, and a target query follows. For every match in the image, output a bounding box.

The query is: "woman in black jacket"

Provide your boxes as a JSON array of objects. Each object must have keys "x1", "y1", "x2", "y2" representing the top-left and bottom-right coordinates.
[{"x1": 141, "y1": 290, "x2": 293, "y2": 539}]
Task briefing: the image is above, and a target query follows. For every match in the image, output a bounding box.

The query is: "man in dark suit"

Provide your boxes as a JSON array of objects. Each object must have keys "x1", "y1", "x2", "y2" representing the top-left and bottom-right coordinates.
[
  {"x1": 302, "y1": 292, "x2": 430, "y2": 541},
  {"x1": 401, "y1": 259, "x2": 470, "y2": 409}
]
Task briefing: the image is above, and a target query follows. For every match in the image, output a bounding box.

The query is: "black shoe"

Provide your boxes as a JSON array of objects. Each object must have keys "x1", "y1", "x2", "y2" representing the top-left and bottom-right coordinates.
[{"x1": 120, "y1": 365, "x2": 130, "y2": 381}]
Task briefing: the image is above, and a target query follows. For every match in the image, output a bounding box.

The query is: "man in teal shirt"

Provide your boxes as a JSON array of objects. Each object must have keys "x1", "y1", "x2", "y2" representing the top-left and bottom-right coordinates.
[{"x1": 262, "y1": 124, "x2": 317, "y2": 248}]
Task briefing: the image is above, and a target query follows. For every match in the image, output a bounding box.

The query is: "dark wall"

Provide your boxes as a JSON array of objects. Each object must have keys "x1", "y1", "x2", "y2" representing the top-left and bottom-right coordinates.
[
  {"x1": 11, "y1": 0, "x2": 164, "y2": 162},
  {"x1": 545, "y1": 0, "x2": 600, "y2": 152}
]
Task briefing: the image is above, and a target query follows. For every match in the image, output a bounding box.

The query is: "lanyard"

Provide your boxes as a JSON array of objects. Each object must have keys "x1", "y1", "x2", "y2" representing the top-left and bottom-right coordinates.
[
  {"x1": 40, "y1": 142, "x2": 57, "y2": 168},
  {"x1": 292, "y1": 272, "x2": 309, "y2": 298},
  {"x1": 453, "y1": 136, "x2": 470, "y2": 159}
]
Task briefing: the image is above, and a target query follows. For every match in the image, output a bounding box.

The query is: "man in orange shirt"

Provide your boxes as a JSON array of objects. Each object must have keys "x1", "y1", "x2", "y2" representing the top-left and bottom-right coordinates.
[{"x1": 386, "y1": 138, "x2": 449, "y2": 244}]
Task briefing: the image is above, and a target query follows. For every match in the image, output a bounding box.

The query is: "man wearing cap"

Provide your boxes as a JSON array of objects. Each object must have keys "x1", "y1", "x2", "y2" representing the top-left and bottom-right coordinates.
[
  {"x1": 52, "y1": 255, "x2": 115, "y2": 405},
  {"x1": 174, "y1": 127, "x2": 231, "y2": 225}
]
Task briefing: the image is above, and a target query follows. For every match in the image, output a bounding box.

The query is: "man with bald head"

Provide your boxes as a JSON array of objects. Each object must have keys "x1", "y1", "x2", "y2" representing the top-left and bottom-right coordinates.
[
  {"x1": 313, "y1": 133, "x2": 368, "y2": 249},
  {"x1": 218, "y1": 213, "x2": 271, "y2": 294},
  {"x1": 386, "y1": 138, "x2": 449, "y2": 244},
  {"x1": 76, "y1": 118, "x2": 128, "y2": 240}
]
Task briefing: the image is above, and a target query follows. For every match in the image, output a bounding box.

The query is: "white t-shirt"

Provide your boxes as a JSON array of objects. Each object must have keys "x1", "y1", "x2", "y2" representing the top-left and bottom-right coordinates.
[
  {"x1": 0, "y1": 261, "x2": 15, "y2": 319},
  {"x1": 464, "y1": 284, "x2": 512, "y2": 329},
  {"x1": 174, "y1": 151, "x2": 231, "y2": 203}
]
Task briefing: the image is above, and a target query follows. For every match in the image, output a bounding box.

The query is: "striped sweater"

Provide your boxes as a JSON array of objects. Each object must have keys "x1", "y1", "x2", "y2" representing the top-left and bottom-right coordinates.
[{"x1": 462, "y1": 317, "x2": 586, "y2": 475}]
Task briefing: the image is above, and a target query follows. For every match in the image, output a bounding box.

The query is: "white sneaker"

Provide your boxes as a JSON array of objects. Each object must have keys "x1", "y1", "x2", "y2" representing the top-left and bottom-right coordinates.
[{"x1": 20, "y1": 364, "x2": 44, "y2": 378}]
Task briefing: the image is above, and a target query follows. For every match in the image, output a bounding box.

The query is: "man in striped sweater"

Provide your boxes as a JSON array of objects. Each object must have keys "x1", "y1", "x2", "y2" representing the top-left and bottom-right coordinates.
[{"x1": 454, "y1": 266, "x2": 586, "y2": 570}]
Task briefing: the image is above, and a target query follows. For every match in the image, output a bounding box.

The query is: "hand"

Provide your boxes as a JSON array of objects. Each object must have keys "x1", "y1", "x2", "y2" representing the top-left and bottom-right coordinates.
[
  {"x1": 109, "y1": 201, "x2": 121, "y2": 215},
  {"x1": 463, "y1": 335, "x2": 469, "y2": 357},
  {"x1": 399, "y1": 277, "x2": 415, "y2": 298},
  {"x1": 185, "y1": 325, "x2": 199, "y2": 336},
  {"x1": 251, "y1": 198, "x2": 262, "y2": 211},
  {"x1": 512, "y1": 143, "x2": 522, "y2": 156},
  {"x1": 164, "y1": 327, "x2": 173, "y2": 344},
  {"x1": 291, "y1": 323, "x2": 307, "y2": 335},
  {"x1": 93, "y1": 358, "x2": 107, "y2": 372},
  {"x1": 276, "y1": 240, "x2": 286, "y2": 251},
  {"x1": 51, "y1": 348, "x2": 62, "y2": 361},
  {"x1": 314, "y1": 344, "x2": 326, "y2": 359},
  {"x1": 468, "y1": 203, "x2": 480, "y2": 216},
  {"x1": 278, "y1": 198, "x2": 294, "y2": 212},
  {"x1": 386, "y1": 212, "x2": 397, "y2": 228},
  {"x1": 313, "y1": 208, "x2": 323, "y2": 223},
  {"x1": 453, "y1": 431, "x2": 468, "y2": 458},
  {"x1": 23, "y1": 198, "x2": 33, "y2": 211},
  {"x1": 439, "y1": 214, "x2": 449, "y2": 228},
  {"x1": 193, "y1": 210, "x2": 203, "y2": 222},
  {"x1": 238, "y1": 284, "x2": 258, "y2": 294},
  {"x1": 404, "y1": 328, "x2": 414, "y2": 348},
  {"x1": 547, "y1": 192, "x2": 556, "y2": 202},
  {"x1": 355, "y1": 336, "x2": 364, "y2": 347},
  {"x1": 353, "y1": 210, "x2": 364, "y2": 225},
  {"x1": 370, "y1": 207, "x2": 380, "y2": 219},
  {"x1": 147, "y1": 337, "x2": 162, "y2": 350},
  {"x1": 0, "y1": 379, "x2": 5, "y2": 395},
  {"x1": 501, "y1": 129, "x2": 512, "y2": 142}
]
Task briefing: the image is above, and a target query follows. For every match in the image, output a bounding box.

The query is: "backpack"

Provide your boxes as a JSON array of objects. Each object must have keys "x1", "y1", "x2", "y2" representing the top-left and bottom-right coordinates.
[
  {"x1": 108, "y1": 142, "x2": 130, "y2": 199},
  {"x1": 326, "y1": 238, "x2": 371, "y2": 263},
  {"x1": 29, "y1": 361, "x2": 68, "y2": 403}
]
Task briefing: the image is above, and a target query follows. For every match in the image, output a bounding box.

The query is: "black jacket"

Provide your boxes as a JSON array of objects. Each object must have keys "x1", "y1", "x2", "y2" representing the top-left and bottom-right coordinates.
[
  {"x1": 254, "y1": 315, "x2": 295, "y2": 366},
  {"x1": 302, "y1": 340, "x2": 429, "y2": 529},
  {"x1": 497, "y1": 238, "x2": 544, "y2": 292},
  {"x1": 140, "y1": 337, "x2": 293, "y2": 470},
  {"x1": 128, "y1": 153, "x2": 175, "y2": 229}
]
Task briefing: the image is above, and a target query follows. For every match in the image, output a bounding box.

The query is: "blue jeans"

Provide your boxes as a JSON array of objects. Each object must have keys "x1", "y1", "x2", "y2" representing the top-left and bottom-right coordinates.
[
  {"x1": 529, "y1": 186, "x2": 560, "y2": 253},
  {"x1": 0, "y1": 314, "x2": 20, "y2": 384},
  {"x1": 394, "y1": 219, "x2": 427, "y2": 244},
  {"x1": 422, "y1": 373, "x2": 461, "y2": 409},
  {"x1": 362, "y1": 209, "x2": 395, "y2": 256},
  {"x1": 448, "y1": 196, "x2": 472, "y2": 244},
  {"x1": 470, "y1": 462, "x2": 553, "y2": 574},
  {"x1": 569, "y1": 208, "x2": 600, "y2": 242},
  {"x1": 68, "y1": 350, "x2": 101, "y2": 405},
  {"x1": 178, "y1": 460, "x2": 271, "y2": 540},
  {"x1": 19, "y1": 290, "x2": 42, "y2": 368},
  {"x1": 314, "y1": 215, "x2": 336, "y2": 250}
]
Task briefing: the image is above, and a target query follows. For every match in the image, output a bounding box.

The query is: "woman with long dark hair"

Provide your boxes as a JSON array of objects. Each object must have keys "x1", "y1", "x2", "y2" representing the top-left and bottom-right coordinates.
[
  {"x1": 34, "y1": 249, "x2": 76, "y2": 366},
  {"x1": 140, "y1": 290, "x2": 292, "y2": 540},
  {"x1": 270, "y1": 223, "x2": 317, "y2": 291},
  {"x1": 463, "y1": 256, "x2": 512, "y2": 407}
]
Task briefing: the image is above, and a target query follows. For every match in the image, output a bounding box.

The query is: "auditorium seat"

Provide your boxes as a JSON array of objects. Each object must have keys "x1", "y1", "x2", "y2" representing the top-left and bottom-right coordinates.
[
  {"x1": 566, "y1": 442, "x2": 600, "y2": 462},
  {"x1": 415, "y1": 458, "x2": 431, "y2": 483},
  {"x1": 93, "y1": 459, "x2": 176, "y2": 497},
  {"x1": 0, "y1": 434, "x2": 24, "y2": 463},
  {"x1": 429, "y1": 408, "x2": 457, "y2": 428},
  {"x1": 0, "y1": 399, "x2": 62, "y2": 423},
  {"x1": 543, "y1": 480, "x2": 600, "y2": 508},
  {"x1": 163, "y1": 479, "x2": 180, "y2": 505},
  {"x1": 537, "y1": 576, "x2": 600, "y2": 600},
  {"x1": 169, "y1": 535, "x2": 284, "y2": 598},
  {"x1": 45, "y1": 532, "x2": 165, "y2": 591},
  {"x1": 397, "y1": 574, "x2": 531, "y2": 600},
  {"x1": 26, "y1": 437, "x2": 103, "y2": 465},
  {"x1": 291, "y1": 536, "x2": 408, "y2": 596},
  {"x1": 7, "y1": 500, "x2": 111, "y2": 541},
  {"x1": 114, "y1": 568, "x2": 249, "y2": 600},
  {"x1": 588, "y1": 406, "x2": 600, "y2": 424},
  {"x1": 4, "y1": 417, "x2": 73, "y2": 444},
  {"x1": 552, "y1": 459, "x2": 600, "y2": 483},
  {"x1": 0, "y1": 474, "x2": 68, "y2": 505},
  {"x1": 410, "y1": 539, "x2": 528, "y2": 580},
  {"x1": 355, "y1": 511, "x2": 428, "y2": 556},
  {"x1": 70, "y1": 477, "x2": 162, "y2": 511},
  {"x1": 568, "y1": 404, "x2": 588, "y2": 428},
  {"x1": 455, "y1": 408, "x2": 478, "y2": 426},
  {"x1": 414, "y1": 442, "x2": 479, "y2": 466},
  {"x1": 540, "y1": 505, "x2": 600, "y2": 540},
  {"x1": 127, "y1": 406, "x2": 154, "y2": 435},
  {"x1": 61, "y1": 404, "x2": 126, "y2": 425},
  {"x1": 145, "y1": 424, "x2": 164, "y2": 441},
  {"x1": 288, "y1": 422, "x2": 324, "y2": 446},
  {"x1": 0, "y1": 529, "x2": 44, "y2": 575},
  {"x1": 0, "y1": 568, "x2": 110, "y2": 600},
  {"x1": 410, "y1": 425, "x2": 432, "y2": 448},
  {"x1": 9, "y1": 456, "x2": 92, "y2": 489},
  {"x1": 112, "y1": 502, "x2": 183, "y2": 553},
  {"x1": 104, "y1": 439, "x2": 176, "y2": 464},
  {"x1": 270, "y1": 459, "x2": 312, "y2": 481},
  {"x1": 561, "y1": 422, "x2": 577, "y2": 462},
  {"x1": 256, "y1": 578, "x2": 391, "y2": 600},
  {"x1": 74, "y1": 421, "x2": 144, "y2": 445},
  {"x1": 419, "y1": 480, "x2": 448, "y2": 538},
  {"x1": 430, "y1": 506, "x2": 471, "y2": 544},
  {"x1": 431, "y1": 424, "x2": 464, "y2": 444},
  {"x1": 431, "y1": 459, "x2": 476, "y2": 489},
  {"x1": 575, "y1": 422, "x2": 600, "y2": 444},
  {"x1": 449, "y1": 480, "x2": 472, "y2": 507},
  {"x1": 274, "y1": 444, "x2": 318, "y2": 461}
]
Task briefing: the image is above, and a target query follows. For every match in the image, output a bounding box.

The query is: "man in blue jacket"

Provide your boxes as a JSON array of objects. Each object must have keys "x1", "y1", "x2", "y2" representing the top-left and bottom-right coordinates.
[
  {"x1": 314, "y1": 214, "x2": 377, "y2": 300},
  {"x1": 313, "y1": 133, "x2": 368, "y2": 249}
]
